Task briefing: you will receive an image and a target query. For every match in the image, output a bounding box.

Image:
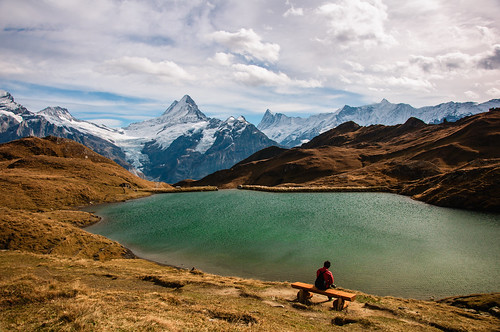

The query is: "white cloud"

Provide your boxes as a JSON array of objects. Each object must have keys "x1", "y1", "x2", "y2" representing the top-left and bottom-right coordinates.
[
  {"x1": 283, "y1": 2, "x2": 304, "y2": 17},
  {"x1": 477, "y1": 44, "x2": 500, "y2": 70},
  {"x1": 486, "y1": 87, "x2": 500, "y2": 97},
  {"x1": 465, "y1": 90, "x2": 480, "y2": 100},
  {"x1": 1, "y1": 0, "x2": 500, "y2": 123},
  {"x1": 100, "y1": 56, "x2": 193, "y2": 81},
  {"x1": 210, "y1": 52, "x2": 235, "y2": 66},
  {"x1": 408, "y1": 45, "x2": 500, "y2": 74},
  {"x1": 0, "y1": 59, "x2": 29, "y2": 75},
  {"x1": 315, "y1": 0, "x2": 396, "y2": 48},
  {"x1": 410, "y1": 52, "x2": 472, "y2": 73},
  {"x1": 231, "y1": 64, "x2": 321, "y2": 88},
  {"x1": 210, "y1": 28, "x2": 280, "y2": 63},
  {"x1": 344, "y1": 60, "x2": 365, "y2": 72},
  {"x1": 477, "y1": 26, "x2": 497, "y2": 45}
]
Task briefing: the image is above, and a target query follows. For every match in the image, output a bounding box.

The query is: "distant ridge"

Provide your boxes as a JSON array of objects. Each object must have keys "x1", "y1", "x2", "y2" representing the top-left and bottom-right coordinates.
[{"x1": 258, "y1": 98, "x2": 500, "y2": 147}]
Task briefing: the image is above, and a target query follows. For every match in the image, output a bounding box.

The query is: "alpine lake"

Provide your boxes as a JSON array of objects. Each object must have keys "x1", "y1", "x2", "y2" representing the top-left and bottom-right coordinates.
[{"x1": 85, "y1": 190, "x2": 500, "y2": 299}]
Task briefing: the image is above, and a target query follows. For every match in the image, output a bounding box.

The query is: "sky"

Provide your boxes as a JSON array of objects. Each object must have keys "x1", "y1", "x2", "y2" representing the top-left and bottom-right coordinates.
[{"x1": 1, "y1": 0, "x2": 499, "y2": 127}]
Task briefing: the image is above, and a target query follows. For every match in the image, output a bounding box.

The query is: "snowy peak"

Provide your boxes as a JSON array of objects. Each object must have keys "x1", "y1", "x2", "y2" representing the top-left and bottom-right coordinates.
[
  {"x1": 160, "y1": 94, "x2": 208, "y2": 123},
  {"x1": 259, "y1": 98, "x2": 500, "y2": 147},
  {"x1": 39, "y1": 106, "x2": 76, "y2": 122},
  {"x1": 257, "y1": 109, "x2": 298, "y2": 131},
  {"x1": 257, "y1": 109, "x2": 276, "y2": 130},
  {"x1": 225, "y1": 115, "x2": 249, "y2": 125},
  {"x1": 0, "y1": 90, "x2": 14, "y2": 102},
  {"x1": 0, "y1": 90, "x2": 27, "y2": 115}
]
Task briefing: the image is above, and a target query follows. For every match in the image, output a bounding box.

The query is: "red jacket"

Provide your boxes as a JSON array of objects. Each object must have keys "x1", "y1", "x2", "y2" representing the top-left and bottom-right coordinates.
[{"x1": 316, "y1": 267, "x2": 334, "y2": 287}]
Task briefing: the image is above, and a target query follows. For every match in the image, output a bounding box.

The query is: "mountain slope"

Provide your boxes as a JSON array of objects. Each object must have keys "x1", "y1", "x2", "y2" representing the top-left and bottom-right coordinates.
[
  {"x1": 0, "y1": 136, "x2": 166, "y2": 211},
  {"x1": 188, "y1": 109, "x2": 500, "y2": 211},
  {"x1": 259, "y1": 98, "x2": 500, "y2": 147},
  {"x1": 0, "y1": 137, "x2": 498, "y2": 331}
]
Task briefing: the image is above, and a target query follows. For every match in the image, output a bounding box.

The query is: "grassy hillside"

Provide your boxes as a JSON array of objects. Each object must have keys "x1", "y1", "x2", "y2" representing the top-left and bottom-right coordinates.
[
  {"x1": 0, "y1": 136, "x2": 499, "y2": 331},
  {"x1": 1, "y1": 251, "x2": 499, "y2": 331}
]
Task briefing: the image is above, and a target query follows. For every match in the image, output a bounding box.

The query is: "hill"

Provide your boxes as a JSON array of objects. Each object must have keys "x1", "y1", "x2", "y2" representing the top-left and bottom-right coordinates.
[
  {"x1": 184, "y1": 109, "x2": 500, "y2": 211},
  {"x1": 0, "y1": 136, "x2": 166, "y2": 211},
  {"x1": 0, "y1": 136, "x2": 172, "y2": 260}
]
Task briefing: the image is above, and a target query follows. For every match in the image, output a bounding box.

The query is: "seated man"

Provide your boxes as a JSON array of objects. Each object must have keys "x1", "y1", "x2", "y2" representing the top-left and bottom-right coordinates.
[{"x1": 315, "y1": 260, "x2": 336, "y2": 299}]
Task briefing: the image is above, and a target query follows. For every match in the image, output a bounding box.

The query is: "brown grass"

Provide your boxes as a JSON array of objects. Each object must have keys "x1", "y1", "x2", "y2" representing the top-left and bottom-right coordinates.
[{"x1": 1, "y1": 251, "x2": 498, "y2": 331}]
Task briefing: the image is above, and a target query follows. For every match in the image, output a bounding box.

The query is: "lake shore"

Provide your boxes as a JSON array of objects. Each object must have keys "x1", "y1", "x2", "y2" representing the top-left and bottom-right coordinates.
[{"x1": 237, "y1": 184, "x2": 391, "y2": 193}]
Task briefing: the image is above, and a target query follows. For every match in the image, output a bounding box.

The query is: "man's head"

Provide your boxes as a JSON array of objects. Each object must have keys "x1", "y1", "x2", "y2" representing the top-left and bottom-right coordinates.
[{"x1": 324, "y1": 261, "x2": 331, "y2": 268}]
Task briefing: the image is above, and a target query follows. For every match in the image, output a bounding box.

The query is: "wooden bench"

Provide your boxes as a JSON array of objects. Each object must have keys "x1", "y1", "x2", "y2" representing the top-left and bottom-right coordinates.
[{"x1": 291, "y1": 282, "x2": 356, "y2": 310}]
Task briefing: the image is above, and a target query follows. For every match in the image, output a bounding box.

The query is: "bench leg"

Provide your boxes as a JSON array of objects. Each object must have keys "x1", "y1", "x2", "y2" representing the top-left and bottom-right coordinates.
[
  {"x1": 333, "y1": 298, "x2": 349, "y2": 311},
  {"x1": 297, "y1": 289, "x2": 312, "y2": 304}
]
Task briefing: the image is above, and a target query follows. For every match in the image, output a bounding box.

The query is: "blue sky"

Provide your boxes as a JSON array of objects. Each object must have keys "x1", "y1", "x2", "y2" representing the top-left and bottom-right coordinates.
[{"x1": 1, "y1": 0, "x2": 499, "y2": 127}]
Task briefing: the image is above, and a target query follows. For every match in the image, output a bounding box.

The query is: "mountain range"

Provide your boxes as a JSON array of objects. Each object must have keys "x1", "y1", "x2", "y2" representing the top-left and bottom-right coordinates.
[
  {"x1": 0, "y1": 91, "x2": 276, "y2": 183},
  {"x1": 258, "y1": 98, "x2": 500, "y2": 147},
  {"x1": 1, "y1": 89, "x2": 499, "y2": 183}
]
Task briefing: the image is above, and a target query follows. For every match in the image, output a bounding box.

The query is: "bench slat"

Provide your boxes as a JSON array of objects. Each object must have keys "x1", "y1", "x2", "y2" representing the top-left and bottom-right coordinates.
[{"x1": 291, "y1": 282, "x2": 356, "y2": 301}]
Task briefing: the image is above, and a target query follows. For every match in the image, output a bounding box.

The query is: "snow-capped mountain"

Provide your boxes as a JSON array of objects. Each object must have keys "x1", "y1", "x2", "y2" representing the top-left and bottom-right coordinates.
[
  {"x1": 4, "y1": 88, "x2": 499, "y2": 182},
  {"x1": 258, "y1": 98, "x2": 500, "y2": 147},
  {"x1": 0, "y1": 90, "x2": 131, "y2": 169},
  {"x1": 0, "y1": 91, "x2": 278, "y2": 183},
  {"x1": 123, "y1": 95, "x2": 277, "y2": 182}
]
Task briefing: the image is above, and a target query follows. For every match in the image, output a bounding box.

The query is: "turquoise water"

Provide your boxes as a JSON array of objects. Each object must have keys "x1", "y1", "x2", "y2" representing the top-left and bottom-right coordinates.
[{"x1": 85, "y1": 190, "x2": 500, "y2": 299}]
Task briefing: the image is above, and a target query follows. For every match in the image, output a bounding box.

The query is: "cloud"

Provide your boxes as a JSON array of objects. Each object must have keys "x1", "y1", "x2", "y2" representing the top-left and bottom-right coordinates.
[
  {"x1": 1, "y1": 0, "x2": 500, "y2": 122},
  {"x1": 210, "y1": 52, "x2": 235, "y2": 66},
  {"x1": 344, "y1": 60, "x2": 365, "y2": 72},
  {"x1": 315, "y1": 0, "x2": 396, "y2": 48},
  {"x1": 88, "y1": 118, "x2": 124, "y2": 127},
  {"x1": 465, "y1": 90, "x2": 480, "y2": 100},
  {"x1": 409, "y1": 45, "x2": 500, "y2": 74},
  {"x1": 210, "y1": 28, "x2": 280, "y2": 63},
  {"x1": 410, "y1": 52, "x2": 472, "y2": 73},
  {"x1": 477, "y1": 44, "x2": 500, "y2": 70},
  {"x1": 283, "y1": 1, "x2": 304, "y2": 17},
  {"x1": 231, "y1": 64, "x2": 321, "y2": 88},
  {"x1": 99, "y1": 56, "x2": 193, "y2": 81},
  {"x1": 486, "y1": 87, "x2": 500, "y2": 97}
]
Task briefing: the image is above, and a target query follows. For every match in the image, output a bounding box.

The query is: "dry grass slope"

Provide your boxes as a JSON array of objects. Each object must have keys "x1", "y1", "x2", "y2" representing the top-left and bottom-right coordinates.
[{"x1": 1, "y1": 251, "x2": 499, "y2": 331}]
